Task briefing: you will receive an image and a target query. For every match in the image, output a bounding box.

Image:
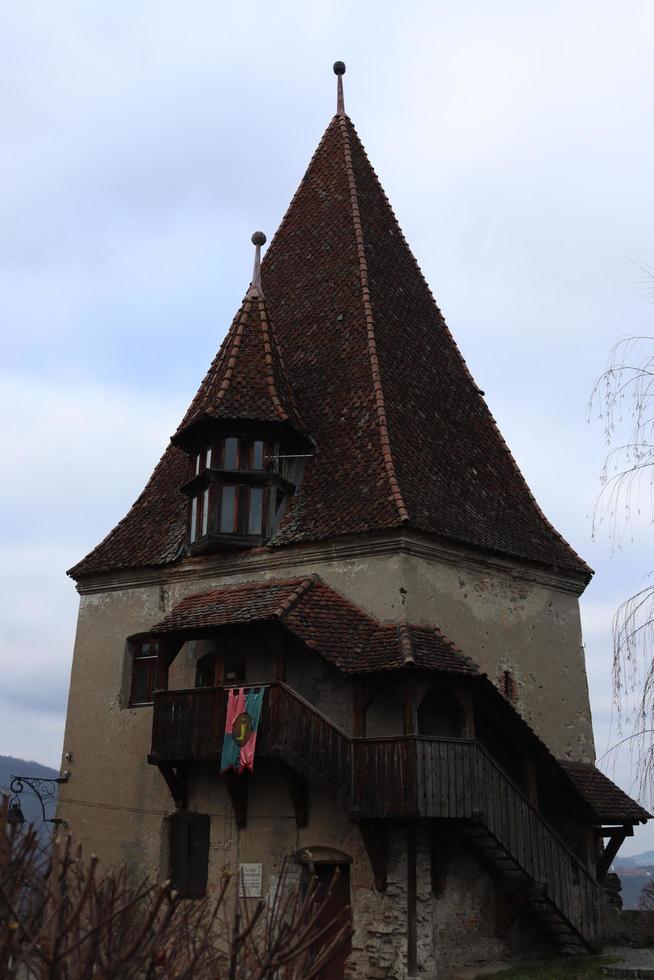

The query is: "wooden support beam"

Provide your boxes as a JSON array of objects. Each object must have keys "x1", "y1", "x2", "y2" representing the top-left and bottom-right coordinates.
[
  {"x1": 522, "y1": 755, "x2": 539, "y2": 808},
  {"x1": 359, "y1": 820, "x2": 389, "y2": 892},
  {"x1": 403, "y1": 675, "x2": 418, "y2": 736},
  {"x1": 431, "y1": 821, "x2": 463, "y2": 895},
  {"x1": 281, "y1": 763, "x2": 308, "y2": 828},
  {"x1": 596, "y1": 825, "x2": 635, "y2": 838},
  {"x1": 452, "y1": 682, "x2": 475, "y2": 739},
  {"x1": 353, "y1": 682, "x2": 365, "y2": 737},
  {"x1": 156, "y1": 638, "x2": 183, "y2": 692},
  {"x1": 158, "y1": 763, "x2": 188, "y2": 808},
  {"x1": 597, "y1": 828, "x2": 629, "y2": 881},
  {"x1": 407, "y1": 822, "x2": 418, "y2": 978},
  {"x1": 224, "y1": 770, "x2": 249, "y2": 828},
  {"x1": 494, "y1": 884, "x2": 530, "y2": 936}
]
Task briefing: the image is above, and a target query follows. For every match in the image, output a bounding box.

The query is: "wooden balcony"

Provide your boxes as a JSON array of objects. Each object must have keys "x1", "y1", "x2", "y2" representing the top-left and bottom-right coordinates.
[
  {"x1": 149, "y1": 681, "x2": 599, "y2": 949},
  {"x1": 150, "y1": 682, "x2": 475, "y2": 819}
]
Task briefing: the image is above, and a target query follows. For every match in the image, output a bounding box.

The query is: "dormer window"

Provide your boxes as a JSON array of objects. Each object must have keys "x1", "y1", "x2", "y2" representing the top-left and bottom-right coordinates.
[{"x1": 183, "y1": 434, "x2": 297, "y2": 552}]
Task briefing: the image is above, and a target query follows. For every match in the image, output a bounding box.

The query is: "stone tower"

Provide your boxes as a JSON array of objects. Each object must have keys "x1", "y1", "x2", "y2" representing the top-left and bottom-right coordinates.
[{"x1": 58, "y1": 65, "x2": 648, "y2": 976}]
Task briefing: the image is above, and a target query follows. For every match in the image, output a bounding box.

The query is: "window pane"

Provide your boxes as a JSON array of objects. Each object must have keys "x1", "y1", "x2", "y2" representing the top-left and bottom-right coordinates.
[
  {"x1": 224, "y1": 658, "x2": 246, "y2": 684},
  {"x1": 252, "y1": 441, "x2": 264, "y2": 470},
  {"x1": 131, "y1": 654, "x2": 157, "y2": 704},
  {"x1": 205, "y1": 445, "x2": 212, "y2": 468},
  {"x1": 195, "y1": 453, "x2": 201, "y2": 475},
  {"x1": 202, "y1": 488, "x2": 210, "y2": 536},
  {"x1": 220, "y1": 485, "x2": 236, "y2": 533},
  {"x1": 224, "y1": 437, "x2": 238, "y2": 469},
  {"x1": 248, "y1": 487, "x2": 263, "y2": 535},
  {"x1": 190, "y1": 497, "x2": 198, "y2": 541}
]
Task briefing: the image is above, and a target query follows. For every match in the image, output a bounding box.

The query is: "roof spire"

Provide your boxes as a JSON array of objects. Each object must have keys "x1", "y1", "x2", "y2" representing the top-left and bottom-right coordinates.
[
  {"x1": 248, "y1": 231, "x2": 266, "y2": 297},
  {"x1": 333, "y1": 61, "x2": 346, "y2": 115}
]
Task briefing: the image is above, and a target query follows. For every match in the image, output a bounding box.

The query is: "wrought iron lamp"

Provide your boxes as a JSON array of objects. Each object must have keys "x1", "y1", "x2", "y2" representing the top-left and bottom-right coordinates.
[
  {"x1": 6, "y1": 798, "x2": 25, "y2": 832},
  {"x1": 8, "y1": 772, "x2": 70, "y2": 830}
]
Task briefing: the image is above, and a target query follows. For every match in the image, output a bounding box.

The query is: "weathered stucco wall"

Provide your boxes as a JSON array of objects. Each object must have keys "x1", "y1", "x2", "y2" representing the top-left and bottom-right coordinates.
[
  {"x1": 58, "y1": 537, "x2": 593, "y2": 863},
  {"x1": 57, "y1": 534, "x2": 593, "y2": 977}
]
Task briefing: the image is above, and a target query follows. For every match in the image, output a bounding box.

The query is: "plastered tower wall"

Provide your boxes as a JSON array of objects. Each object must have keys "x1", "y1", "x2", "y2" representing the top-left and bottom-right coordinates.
[{"x1": 58, "y1": 533, "x2": 594, "y2": 867}]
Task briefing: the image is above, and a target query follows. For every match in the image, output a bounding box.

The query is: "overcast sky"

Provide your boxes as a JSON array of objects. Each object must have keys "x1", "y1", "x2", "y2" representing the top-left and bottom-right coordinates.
[{"x1": 2, "y1": 1, "x2": 654, "y2": 854}]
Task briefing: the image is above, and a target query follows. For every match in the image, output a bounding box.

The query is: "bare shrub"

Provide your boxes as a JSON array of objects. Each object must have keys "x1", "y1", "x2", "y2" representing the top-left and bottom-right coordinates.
[{"x1": 0, "y1": 798, "x2": 351, "y2": 979}]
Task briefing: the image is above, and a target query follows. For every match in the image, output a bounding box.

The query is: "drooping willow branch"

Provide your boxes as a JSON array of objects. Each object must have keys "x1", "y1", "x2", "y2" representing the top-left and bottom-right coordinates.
[{"x1": 589, "y1": 329, "x2": 654, "y2": 802}]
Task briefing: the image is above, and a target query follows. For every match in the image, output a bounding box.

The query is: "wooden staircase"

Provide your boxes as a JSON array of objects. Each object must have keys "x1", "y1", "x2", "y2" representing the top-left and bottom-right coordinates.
[
  {"x1": 150, "y1": 681, "x2": 601, "y2": 951},
  {"x1": 466, "y1": 824, "x2": 589, "y2": 954}
]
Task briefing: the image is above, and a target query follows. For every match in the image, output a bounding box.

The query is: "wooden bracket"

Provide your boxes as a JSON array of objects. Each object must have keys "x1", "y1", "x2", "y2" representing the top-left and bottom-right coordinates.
[
  {"x1": 494, "y1": 884, "x2": 530, "y2": 936},
  {"x1": 431, "y1": 821, "x2": 463, "y2": 895},
  {"x1": 281, "y1": 763, "x2": 308, "y2": 828},
  {"x1": 359, "y1": 820, "x2": 389, "y2": 892},
  {"x1": 224, "y1": 770, "x2": 249, "y2": 828},
  {"x1": 597, "y1": 826, "x2": 630, "y2": 881},
  {"x1": 158, "y1": 763, "x2": 188, "y2": 808}
]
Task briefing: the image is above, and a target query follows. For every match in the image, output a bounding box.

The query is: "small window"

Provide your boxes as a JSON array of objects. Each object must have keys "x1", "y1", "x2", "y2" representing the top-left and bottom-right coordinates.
[
  {"x1": 500, "y1": 670, "x2": 517, "y2": 702},
  {"x1": 220, "y1": 485, "x2": 237, "y2": 533},
  {"x1": 201, "y1": 487, "x2": 210, "y2": 536},
  {"x1": 224, "y1": 658, "x2": 246, "y2": 685},
  {"x1": 130, "y1": 641, "x2": 158, "y2": 706},
  {"x1": 205, "y1": 445, "x2": 212, "y2": 468},
  {"x1": 248, "y1": 487, "x2": 264, "y2": 535},
  {"x1": 251, "y1": 441, "x2": 264, "y2": 470},
  {"x1": 189, "y1": 496, "x2": 198, "y2": 542},
  {"x1": 195, "y1": 652, "x2": 217, "y2": 688},
  {"x1": 168, "y1": 810, "x2": 210, "y2": 898},
  {"x1": 224, "y1": 437, "x2": 239, "y2": 469}
]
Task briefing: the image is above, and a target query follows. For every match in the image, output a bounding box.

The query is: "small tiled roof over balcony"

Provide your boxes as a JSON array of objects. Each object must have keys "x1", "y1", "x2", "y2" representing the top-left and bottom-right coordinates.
[{"x1": 146, "y1": 574, "x2": 479, "y2": 677}]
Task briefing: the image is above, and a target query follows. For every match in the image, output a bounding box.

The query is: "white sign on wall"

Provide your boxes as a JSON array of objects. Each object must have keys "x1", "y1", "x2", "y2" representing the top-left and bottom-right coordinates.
[{"x1": 239, "y1": 862, "x2": 263, "y2": 897}]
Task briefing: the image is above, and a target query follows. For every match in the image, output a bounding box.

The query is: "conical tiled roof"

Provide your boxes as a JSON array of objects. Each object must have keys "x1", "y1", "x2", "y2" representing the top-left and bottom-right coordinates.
[
  {"x1": 173, "y1": 289, "x2": 306, "y2": 445},
  {"x1": 69, "y1": 101, "x2": 590, "y2": 581}
]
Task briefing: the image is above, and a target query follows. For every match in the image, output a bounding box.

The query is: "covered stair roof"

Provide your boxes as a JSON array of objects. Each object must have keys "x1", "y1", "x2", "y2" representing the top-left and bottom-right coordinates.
[{"x1": 560, "y1": 760, "x2": 651, "y2": 824}]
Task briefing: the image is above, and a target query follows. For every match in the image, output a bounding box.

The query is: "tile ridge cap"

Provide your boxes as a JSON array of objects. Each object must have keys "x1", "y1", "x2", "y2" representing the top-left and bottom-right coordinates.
[
  {"x1": 344, "y1": 117, "x2": 589, "y2": 578},
  {"x1": 337, "y1": 114, "x2": 409, "y2": 525},
  {"x1": 275, "y1": 573, "x2": 319, "y2": 619},
  {"x1": 256, "y1": 294, "x2": 305, "y2": 428},
  {"x1": 213, "y1": 296, "x2": 253, "y2": 407},
  {"x1": 397, "y1": 617, "x2": 415, "y2": 666}
]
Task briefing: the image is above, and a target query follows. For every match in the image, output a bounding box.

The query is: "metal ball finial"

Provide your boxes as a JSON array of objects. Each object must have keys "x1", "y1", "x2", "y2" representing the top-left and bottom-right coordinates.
[
  {"x1": 251, "y1": 231, "x2": 266, "y2": 247},
  {"x1": 334, "y1": 62, "x2": 346, "y2": 115}
]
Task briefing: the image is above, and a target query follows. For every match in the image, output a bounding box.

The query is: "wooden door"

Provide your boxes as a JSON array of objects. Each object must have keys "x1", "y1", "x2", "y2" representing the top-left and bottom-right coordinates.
[{"x1": 311, "y1": 863, "x2": 352, "y2": 980}]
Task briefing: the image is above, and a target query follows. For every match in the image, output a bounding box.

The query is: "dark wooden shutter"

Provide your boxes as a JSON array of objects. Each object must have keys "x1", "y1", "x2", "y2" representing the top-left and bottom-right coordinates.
[
  {"x1": 168, "y1": 811, "x2": 210, "y2": 898},
  {"x1": 188, "y1": 812, "x2": 210, "y2": 897}
]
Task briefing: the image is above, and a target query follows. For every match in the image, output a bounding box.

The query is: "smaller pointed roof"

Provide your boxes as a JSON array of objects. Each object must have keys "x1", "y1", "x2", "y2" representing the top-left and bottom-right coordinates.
[{"x1": 173, "y1": 232, "x2": 308, "y2": 449}]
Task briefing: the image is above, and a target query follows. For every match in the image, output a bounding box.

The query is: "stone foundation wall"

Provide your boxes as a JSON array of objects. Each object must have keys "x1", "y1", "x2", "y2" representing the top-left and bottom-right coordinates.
[{"x1": 175, "y1": 774, "x2": 556, "y2": 980}]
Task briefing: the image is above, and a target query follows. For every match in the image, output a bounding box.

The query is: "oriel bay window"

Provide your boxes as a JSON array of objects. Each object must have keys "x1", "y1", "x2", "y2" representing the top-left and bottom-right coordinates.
[
  {"x1": 187, "y1": 483, "x2": 273, "y2": 542},
  {"x1": 183, "y1": 433, "x2": 297, "y2": 551}
]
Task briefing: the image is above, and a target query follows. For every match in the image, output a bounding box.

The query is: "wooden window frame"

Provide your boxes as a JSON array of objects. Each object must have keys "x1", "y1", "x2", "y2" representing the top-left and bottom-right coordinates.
[{"x1": 129, "y1": 640, "x2": 159, "y2": 707}]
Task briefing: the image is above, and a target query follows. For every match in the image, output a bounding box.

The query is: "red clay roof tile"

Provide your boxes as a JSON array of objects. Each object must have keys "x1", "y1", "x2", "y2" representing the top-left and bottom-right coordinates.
[
  {"x1": 560, "y1": 761, "x2": 651, "y2": 823},
  {"x1": 70, "y1": 108, "x2": 590, "y2": 580},
  {"x1": 147, "y1": 575, "x2": 478, "y2": 677},
  {"x1": 174, "y1": 291, "x2": 306, "y2": 441}
]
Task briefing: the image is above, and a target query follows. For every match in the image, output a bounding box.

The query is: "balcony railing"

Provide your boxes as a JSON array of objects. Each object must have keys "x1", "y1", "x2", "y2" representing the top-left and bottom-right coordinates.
[{"x1": 149, "y1": 682, "x2": 600, "y2": 950}]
